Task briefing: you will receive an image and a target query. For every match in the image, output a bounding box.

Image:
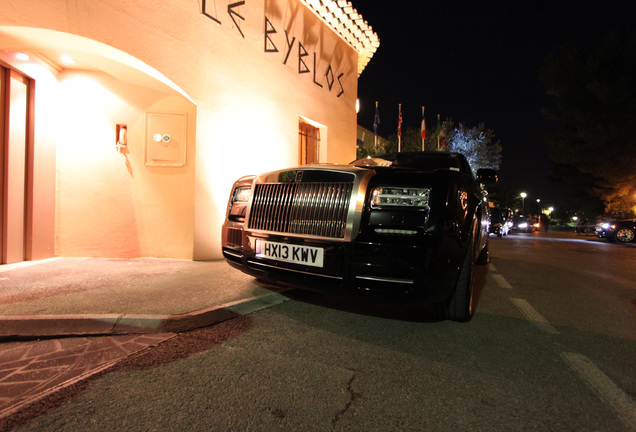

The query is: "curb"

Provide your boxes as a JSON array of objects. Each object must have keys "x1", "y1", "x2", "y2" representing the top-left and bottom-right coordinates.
[{"x1": 0, "y1": 292, "x2": 289, "y2": 340}]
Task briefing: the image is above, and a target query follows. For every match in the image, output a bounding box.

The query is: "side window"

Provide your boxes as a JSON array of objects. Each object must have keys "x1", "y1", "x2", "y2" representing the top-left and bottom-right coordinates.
[{"x1": 298, "y1": 120, "x2": 320, "y2": 165}]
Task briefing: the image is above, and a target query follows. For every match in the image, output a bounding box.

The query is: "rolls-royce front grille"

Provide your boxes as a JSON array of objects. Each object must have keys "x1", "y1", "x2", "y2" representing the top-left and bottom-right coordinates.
[{"x1": 248, "y1": 182, "x2": 353, "y2": 238}]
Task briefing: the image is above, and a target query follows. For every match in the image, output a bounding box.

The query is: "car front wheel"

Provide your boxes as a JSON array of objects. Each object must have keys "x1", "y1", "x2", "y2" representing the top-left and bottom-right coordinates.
[{"x1": 615, "y1": 228, "x2": 635, "y2": 243}]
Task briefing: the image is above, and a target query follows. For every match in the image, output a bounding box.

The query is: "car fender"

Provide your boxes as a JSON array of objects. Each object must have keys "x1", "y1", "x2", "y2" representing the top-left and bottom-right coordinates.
[{"x1": 434, "y1": 170, "x2": 479, "y2": 249}]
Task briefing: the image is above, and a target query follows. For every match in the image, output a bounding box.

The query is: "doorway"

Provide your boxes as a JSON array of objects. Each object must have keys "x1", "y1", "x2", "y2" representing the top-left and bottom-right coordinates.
[
  {"x1": 1, "y1": 65, "x2": 33, "y2": 264},
  {"x1": 298, "y1": 120, "x2": 320, "y2": 165}
]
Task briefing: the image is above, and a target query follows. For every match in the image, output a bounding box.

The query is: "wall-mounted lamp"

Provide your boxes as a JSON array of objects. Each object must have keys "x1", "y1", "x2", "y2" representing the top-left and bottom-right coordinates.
[
  {"x1": 60, "y1": 55, "x2": 75, "y2": 66},
  {"x1": 116, "y1": 124, "x2": 127, "y2": 152}
]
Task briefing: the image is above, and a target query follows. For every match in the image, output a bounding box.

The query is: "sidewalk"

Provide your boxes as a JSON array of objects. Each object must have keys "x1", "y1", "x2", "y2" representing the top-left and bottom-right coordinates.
[
  {"x1": 0, "y1": 257, "x2": 291, "y2": 424},
  {"x1": 0, "y1": 257, "x2": 288, "y2": 339}
]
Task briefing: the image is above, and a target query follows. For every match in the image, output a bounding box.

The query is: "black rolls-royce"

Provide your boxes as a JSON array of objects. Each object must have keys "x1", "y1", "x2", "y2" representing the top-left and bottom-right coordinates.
[{"x1": 222, "y1": 152, "x2": 497, "y2": 322}]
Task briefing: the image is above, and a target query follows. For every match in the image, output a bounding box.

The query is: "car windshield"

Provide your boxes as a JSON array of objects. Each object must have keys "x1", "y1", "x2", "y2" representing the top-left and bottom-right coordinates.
[{"x1": 350, "y1": 152, "x2": 467, "y2": 173}]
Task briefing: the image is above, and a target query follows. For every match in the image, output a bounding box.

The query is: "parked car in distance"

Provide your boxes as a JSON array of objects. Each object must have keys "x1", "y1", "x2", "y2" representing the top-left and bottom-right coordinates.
[
  {"x1": 595, "y1": 219, "x2": 636, "y2": 243},
  {"x1": 489, "y1": 207, "x2": 512, "y2": 237},
  {"x1": 575, "y1": 219, "x2": 596, "y2": 235},
  {"x1": 511, "y1": 216, "x2": 535, "y2": 233},
  {"x1": 222, "y1": 152, "x2": 498, "y2": 322}
]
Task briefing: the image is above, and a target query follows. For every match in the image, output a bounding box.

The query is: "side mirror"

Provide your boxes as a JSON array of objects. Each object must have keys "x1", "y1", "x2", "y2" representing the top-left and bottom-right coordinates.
[{"x1": 476, "y1": 168, "x2": 498, "y2": 184}]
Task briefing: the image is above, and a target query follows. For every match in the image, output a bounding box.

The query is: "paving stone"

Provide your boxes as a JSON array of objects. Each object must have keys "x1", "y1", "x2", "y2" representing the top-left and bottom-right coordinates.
[{"x1": 0, "y1": 333, "x2": 174, "y2": 419}]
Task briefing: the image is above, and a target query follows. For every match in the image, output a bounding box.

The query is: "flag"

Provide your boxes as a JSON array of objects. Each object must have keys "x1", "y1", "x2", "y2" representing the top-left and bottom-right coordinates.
[
  {"x1": 373, "y1": 101, "x2": 380, "y2": 137},
  {"x1": 421, "y1": 106, "x2": 426, "y2": 150}
]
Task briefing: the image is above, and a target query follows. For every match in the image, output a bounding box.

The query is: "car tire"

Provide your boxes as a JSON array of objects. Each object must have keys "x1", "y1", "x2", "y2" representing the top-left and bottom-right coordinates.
[
  {"x1": 446, "y1": 234, "x2": 475, "y2": 322},
  {"x1": 615, "y1": 228, "x2": 635, "y2": 243}
]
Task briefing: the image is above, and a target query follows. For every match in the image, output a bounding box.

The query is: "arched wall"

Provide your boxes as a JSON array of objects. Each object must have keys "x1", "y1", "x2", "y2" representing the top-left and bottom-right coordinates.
[{"x1": 0, "y1": 0, "x2": 360, "y2": 260}]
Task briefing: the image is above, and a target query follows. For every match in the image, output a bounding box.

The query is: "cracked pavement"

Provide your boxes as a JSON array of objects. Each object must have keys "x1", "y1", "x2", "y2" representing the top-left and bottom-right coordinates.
[{"x1": 332, "y1": 372, "x2": 358, "y2": 429}]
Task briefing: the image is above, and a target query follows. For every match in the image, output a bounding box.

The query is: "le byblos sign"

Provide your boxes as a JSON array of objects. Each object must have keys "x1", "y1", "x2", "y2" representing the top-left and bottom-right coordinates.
[{"x1": 201, "y1": 0, "x2": 347, "y2": 97}]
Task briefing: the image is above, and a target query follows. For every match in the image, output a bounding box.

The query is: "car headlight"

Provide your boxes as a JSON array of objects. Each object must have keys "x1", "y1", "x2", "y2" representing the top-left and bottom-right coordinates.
[
  {"x1": 601, "y1": 222, "x2": 610, "y2": 229},
  {"x1": 518, "y1": 222, "x2": 528, "y2": 228},
  {"x1": 371, "y1": 187, "x2": 431, "y2": 208},
  {"x1": 229, "y1": 186, "x2": 252, "y2": 220},
  {"x1": 232, "y1": 187, "x2": 251, "y2": 203}
]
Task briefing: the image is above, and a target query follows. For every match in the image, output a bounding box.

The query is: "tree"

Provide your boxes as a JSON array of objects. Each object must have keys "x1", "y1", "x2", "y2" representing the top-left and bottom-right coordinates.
[
  {"x1": 540, "y1": 30, "x2": 636, "y2": 217},
  {"x1": 444, "y1": 122, "x2": 502, "y2": 174},
  {"x1": 361, "y1": 120, "x2": 502, "y2": 177},
  {"x1": 384, "y1": 127, "x2": 426, "y2": 153}
]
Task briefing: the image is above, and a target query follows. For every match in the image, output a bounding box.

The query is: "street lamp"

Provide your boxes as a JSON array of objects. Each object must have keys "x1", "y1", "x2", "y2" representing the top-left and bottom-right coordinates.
[{"x1": 520, "y1": 192, "x2": 527, "y2": 214}]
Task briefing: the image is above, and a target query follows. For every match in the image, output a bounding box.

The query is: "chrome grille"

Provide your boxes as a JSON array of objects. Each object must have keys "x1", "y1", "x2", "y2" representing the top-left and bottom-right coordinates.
[{"x1": 248, "y1": 182, "x2": 353, "y2": 238}]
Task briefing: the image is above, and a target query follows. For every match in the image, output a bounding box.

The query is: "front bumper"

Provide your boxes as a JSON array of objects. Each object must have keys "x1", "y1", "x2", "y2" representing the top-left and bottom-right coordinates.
[
  {"x1": 222, "y1": 225, "x2": 464, "y2": 303},
  {"x1": 595, "y1": 228, "x2": 610, "y2": 238}
]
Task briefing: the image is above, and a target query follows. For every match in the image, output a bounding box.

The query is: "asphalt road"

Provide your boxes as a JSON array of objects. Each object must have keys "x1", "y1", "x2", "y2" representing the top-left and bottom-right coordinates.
[{"x1": 5, "y1": 232, "x2": 636, "y2": 431}]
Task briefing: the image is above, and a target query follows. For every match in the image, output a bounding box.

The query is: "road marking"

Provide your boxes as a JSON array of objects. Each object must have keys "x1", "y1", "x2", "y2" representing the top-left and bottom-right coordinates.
[
  {"x1": 489, "y1": 264, "x2": 498, "y2": 272},
  {"x1": 561, "y1": 352, "x2": 636, "y2": 431},
  {"x1": 510, "y1": 298, "x2": 560, "y2": 335},
  {"x1": 492, "y1": 273, "x2": 513, "y2": 289}
]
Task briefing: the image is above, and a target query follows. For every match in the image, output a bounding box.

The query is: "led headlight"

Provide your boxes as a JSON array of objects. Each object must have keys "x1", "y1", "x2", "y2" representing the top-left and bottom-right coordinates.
[
  {"x1": 229, "y1": 186, "x2": 252, "y2": 219},
  {"x1": 371, "y1": 187, "x2": 431, "y2": 208},
  {"x1": 232, "y1": 187, "x2": 251, "y2": 204}
]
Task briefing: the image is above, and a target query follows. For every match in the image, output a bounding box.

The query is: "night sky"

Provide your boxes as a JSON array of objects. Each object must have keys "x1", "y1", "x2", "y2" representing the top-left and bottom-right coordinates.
[{"x1": 353, "y1": 0, "x2": 636, "y2": 207}]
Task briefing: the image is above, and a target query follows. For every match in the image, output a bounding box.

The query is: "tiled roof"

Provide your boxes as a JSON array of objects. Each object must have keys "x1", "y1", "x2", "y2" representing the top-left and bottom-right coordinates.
[{"x1": 303, "y1": 0, "x2": 379, "y2": 76}]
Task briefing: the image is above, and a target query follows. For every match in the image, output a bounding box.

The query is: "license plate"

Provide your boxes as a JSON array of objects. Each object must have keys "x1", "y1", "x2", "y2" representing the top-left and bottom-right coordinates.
[{"x1": 255, "y1": 240, "x2": 324, "y2": 267}]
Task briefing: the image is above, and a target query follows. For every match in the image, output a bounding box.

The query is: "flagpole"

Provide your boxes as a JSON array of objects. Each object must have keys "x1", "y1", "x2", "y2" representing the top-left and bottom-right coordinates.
[
  {"x1": 374, "y1": 101, "x2": 379, "y2": 152},
  {"x1": 436, "y1": 113, "x2": 441, "y2": 151},
  {"x1": 421, "y1": 106, "x2": 426, "y2": 151},
  {"x1": 397, "y1": 103, "x2": 402, "y2": 153}
]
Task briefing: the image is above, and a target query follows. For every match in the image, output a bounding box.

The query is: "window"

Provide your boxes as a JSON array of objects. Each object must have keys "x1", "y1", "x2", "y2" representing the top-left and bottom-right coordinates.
[{"x1": 298, "y1": 120, "x2": 320, "y2": 165}]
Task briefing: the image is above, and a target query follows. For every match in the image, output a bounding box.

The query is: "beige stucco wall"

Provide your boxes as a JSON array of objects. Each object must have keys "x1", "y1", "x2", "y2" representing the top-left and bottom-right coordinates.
[
  {"x1": 1, "y1": 0, "x2": 360, "y2": 260},
  {"x1": 54, "y1": 70, "x2": 196, "y2": 258}
]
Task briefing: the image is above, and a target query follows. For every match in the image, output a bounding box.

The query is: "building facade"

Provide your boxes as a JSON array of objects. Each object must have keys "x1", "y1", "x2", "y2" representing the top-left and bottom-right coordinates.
[{"x1": 0, "y1": 0, "x2": 378, "y2": 263}]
